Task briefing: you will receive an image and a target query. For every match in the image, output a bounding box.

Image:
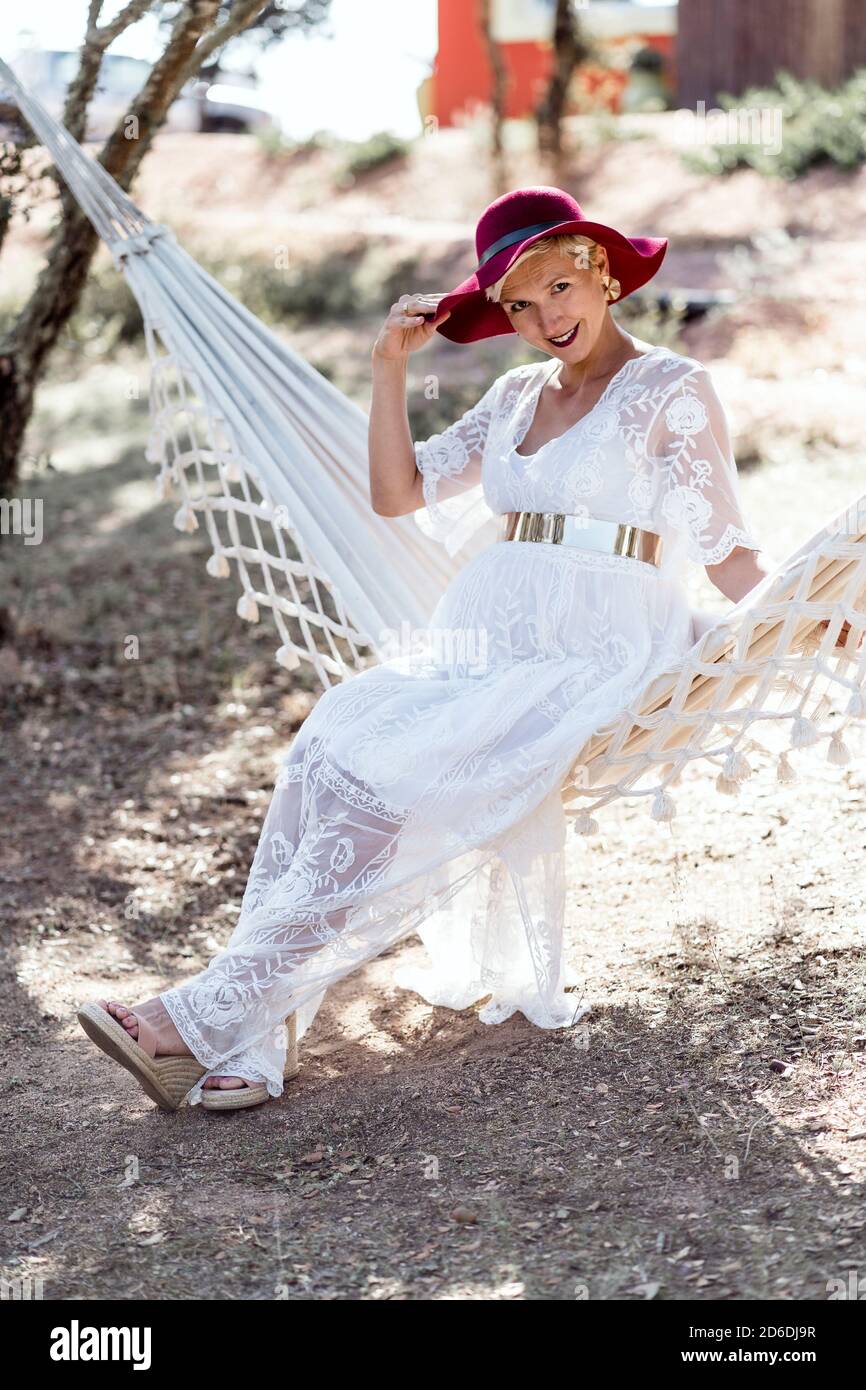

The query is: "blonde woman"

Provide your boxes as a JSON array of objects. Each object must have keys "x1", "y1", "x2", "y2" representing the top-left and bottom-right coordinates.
[{"x1": 79, "y1": 185, "x2": 815, "y2": 1114}]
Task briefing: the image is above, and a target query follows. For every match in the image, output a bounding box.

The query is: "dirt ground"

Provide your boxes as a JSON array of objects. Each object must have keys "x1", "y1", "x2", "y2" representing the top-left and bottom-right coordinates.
[
  {"x1": 3, "y1": 362, "x2": 866, "y2": 1301},
  {"x1": 2, "y1": 120, "x2": 866, "y2": 1301}
]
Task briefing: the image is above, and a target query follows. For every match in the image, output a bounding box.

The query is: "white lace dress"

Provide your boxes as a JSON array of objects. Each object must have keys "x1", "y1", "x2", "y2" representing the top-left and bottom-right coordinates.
[{"x1": 160, "y1": 341, "x2": 762, "y2": 1103}]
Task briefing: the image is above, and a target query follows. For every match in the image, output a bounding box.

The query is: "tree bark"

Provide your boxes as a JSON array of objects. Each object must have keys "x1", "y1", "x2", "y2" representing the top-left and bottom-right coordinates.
[
  {"x1": 536, "y1": 0, "x2": 592, "y2": 156},
  {"x1": 0, "y1": 0, "x2": 274, "y2": 493},
  {"x1": 477, "y1": 0, "x2": 508, "y2": 160}
]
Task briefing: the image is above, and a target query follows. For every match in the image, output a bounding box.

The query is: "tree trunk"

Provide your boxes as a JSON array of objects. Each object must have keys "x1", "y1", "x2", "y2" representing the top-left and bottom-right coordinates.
[
  {"x1": 477, "y1": 0, "x2": 508, "y2": 160},
  {"x1": 536, "y1": 0, "x2": 592, "y2": 156},
  {"x1": 0, "y1": 211, "x2": 102, "y2": 485},
  {"x1": 0, "y1": 0, "x2": 233, "y2": 494}
]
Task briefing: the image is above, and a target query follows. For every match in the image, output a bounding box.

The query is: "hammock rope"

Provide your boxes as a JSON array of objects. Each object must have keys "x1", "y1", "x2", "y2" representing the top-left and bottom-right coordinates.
[{"x1": 4, "y1": 55, "x2": 865, "y2": 833}]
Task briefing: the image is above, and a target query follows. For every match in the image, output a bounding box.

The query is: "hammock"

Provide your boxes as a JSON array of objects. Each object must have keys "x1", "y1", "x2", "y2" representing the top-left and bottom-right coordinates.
[{"x1": 5, "y1": 57, "x2": 866, "y2": 835}]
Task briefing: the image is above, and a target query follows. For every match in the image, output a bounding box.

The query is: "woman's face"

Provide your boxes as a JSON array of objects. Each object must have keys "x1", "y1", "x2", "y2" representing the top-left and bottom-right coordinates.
[{"x1": 499, "y1": 247, "x2": 609, "y2": 360}]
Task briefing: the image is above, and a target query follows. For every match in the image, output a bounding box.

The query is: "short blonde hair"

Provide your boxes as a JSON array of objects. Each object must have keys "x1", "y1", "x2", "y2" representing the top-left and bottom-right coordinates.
[{"x1": 484, "y1": 232, "x2": 606, "y2": 304}]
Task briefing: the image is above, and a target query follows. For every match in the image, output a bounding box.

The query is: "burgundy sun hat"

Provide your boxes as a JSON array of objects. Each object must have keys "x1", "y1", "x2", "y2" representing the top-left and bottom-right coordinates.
[{"x1": 428, "y1": 185, "x2": 668, "y2": 344}]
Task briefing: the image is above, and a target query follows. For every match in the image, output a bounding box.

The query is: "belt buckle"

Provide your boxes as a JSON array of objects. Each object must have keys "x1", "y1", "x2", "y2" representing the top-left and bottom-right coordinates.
[
  {"x1": 509, "y1": 511, "x2": 662, "y2": 567},
  {"x1": 562, "y1": 514, "x2": 615, "y2": 553}
]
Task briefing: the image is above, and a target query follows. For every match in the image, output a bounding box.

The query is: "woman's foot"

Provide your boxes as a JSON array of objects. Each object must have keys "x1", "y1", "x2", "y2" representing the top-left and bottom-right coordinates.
[
  {"x1": 201, "y1": 1074, "x2": 258, "y2": 1091},
  {"x1": 98, "y1": 999, "x2": 257, "y2": 1091},
  {"x1": 98, "y1": 998, "x2": 189, "y2": 1053},
  {"x1": 97, "y1": 1006, "x2": 255, "y2": 1089}
]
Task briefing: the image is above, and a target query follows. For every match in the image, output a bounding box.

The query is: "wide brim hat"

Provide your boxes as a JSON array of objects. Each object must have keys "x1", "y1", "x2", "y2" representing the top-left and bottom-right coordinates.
[{"x1": 428, "y1": 185, "x2": 667, "y2": 344}]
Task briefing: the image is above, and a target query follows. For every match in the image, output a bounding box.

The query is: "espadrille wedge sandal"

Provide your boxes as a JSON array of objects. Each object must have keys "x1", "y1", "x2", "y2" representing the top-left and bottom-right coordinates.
[
  {"x1": 199, "y1": 1013, "x2": 300, "y2": 1112},
  {"x1": 76, "y1": 999, "x2": 207, "y2": 1112}
]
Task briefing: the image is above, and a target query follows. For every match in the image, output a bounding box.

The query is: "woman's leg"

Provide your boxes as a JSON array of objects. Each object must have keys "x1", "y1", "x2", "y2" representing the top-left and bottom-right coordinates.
[{"x1": 155, "y1": 723, "x2": 419, "y2": 1098}]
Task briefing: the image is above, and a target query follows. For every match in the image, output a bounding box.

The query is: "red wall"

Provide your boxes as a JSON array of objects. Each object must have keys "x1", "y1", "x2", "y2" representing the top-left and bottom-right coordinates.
[{"x1": 433, "y1": 0, "x2": 675, "y2": 126}]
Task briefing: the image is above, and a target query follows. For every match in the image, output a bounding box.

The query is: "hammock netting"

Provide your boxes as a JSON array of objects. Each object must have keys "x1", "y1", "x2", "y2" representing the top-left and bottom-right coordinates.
[{"x1": 5, "y1": 56, "x2": 866, "y2": 835}]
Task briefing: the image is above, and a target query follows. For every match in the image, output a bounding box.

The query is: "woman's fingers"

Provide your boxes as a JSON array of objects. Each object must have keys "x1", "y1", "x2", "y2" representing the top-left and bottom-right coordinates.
[
  {"x1": 391, "y1": 293, "x2": 448, "y2": 314},
  {"x1": 375, "y1": 294, "x2": 451, "y2": 358},
  {"x1": 388, "y1": 297, "x2": 432, "y2": 325}
]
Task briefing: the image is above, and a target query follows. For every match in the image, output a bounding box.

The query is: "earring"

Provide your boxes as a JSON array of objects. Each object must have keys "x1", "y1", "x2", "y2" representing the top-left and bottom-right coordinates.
[{"x1": 600, "y1": 273, "x2": 621, "y2": 303}]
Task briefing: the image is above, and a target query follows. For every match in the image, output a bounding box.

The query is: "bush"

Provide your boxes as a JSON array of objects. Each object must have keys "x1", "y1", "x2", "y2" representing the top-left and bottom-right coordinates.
[
  {"x1": 336, "y1": 130, "x2": 409, "y2": 184},
  {"x1": 231, "y1": 248, "x2": 364, "y2": 323},
  {"x1": 253, "y1": 125, "x2": 336, "y2": 161},
  {"x1": 681, "y1": 67, "x2": 866, "y2": 179},
  {"x1": 71, "y1": 260, "x2": 144, "y2": 346}
]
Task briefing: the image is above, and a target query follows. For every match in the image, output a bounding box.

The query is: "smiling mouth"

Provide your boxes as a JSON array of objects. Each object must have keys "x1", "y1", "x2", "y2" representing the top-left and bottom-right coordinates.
[{"x1": 547, "y1": 323, "x2": 580, "y2": 347}]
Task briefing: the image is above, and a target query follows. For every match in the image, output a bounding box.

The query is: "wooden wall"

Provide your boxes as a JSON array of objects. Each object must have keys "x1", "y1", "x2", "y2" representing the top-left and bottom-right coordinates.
[{"x1": 676, "y1": 0, "x2": 866, "y2": 107}]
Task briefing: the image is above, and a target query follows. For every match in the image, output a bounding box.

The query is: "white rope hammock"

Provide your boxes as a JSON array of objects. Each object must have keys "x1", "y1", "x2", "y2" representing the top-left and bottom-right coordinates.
[{"x1": 5, "y1": 56, "x2": 866, "y2": 834}]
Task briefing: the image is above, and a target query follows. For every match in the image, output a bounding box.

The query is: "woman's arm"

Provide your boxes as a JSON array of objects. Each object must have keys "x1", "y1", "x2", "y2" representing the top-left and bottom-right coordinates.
[
  {"x1": 368, "y1": 293, "x2": 451, "y2": 517},
  {"x1": 708, "y1": 546, "x2": 857, "y2": 650},
  {"x1": 705, "y1": 544, "x2": 769, "y2": 602}
]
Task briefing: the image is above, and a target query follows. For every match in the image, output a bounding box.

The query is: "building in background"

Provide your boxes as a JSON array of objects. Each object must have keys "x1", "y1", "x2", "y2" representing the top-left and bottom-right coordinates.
[
  {"x1": 676, "y1": 0, "x2": 866, "y2": 107},
  {"x1": 428, "y1": 0, "x2": 678, "y2": 128}
]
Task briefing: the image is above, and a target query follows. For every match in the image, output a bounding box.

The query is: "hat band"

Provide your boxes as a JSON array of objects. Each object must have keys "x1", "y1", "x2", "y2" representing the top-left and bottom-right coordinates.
[{"x1": 476, "y1": 220, "x2": 568, "y2": 270}]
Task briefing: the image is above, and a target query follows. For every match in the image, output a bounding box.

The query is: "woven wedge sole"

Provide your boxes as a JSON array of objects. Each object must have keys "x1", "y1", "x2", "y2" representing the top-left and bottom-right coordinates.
[
  {"x1": 199, "y1": 1013, "x2": 299, "y2": 1112},
  {"x1": 76, "y1": 1001, "x2": 207, "y2": 1111}
]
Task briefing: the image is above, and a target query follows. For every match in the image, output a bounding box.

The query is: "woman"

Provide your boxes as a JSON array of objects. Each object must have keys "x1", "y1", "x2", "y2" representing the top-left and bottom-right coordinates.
[{"x1": 78, "y1": 185, "x2": 783, "y2": 1113}]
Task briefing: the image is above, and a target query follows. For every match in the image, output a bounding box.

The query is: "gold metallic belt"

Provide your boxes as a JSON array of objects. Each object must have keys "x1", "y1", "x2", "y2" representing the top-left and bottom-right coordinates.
[{"x1": 504, "y1": 511, "x2": 663, "y2": 568}]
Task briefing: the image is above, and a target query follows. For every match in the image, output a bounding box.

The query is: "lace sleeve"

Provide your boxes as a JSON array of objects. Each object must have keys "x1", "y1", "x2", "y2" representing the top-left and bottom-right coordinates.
[
  {"x1": 412, "y1": 375, "x2": 502, "y2": 553},
  {"x1": 652, "y1": 364, "x2": 762, "y2": 567}
]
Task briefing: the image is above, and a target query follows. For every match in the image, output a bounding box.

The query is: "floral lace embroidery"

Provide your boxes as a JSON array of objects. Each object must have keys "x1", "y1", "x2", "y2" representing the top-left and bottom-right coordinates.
[
  {"x1": 411, "y1": 346, "x2": 761, "y2": 574},
  {"x1": 159, "y1": 344, "x2": 751, "y2": 1104},
  {"x1": 653, "y1": 365, "x2": 763, "y2": 566}
]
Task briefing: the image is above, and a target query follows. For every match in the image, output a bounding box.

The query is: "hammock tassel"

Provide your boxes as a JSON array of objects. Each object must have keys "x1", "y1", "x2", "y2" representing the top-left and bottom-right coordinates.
[
  {"x1": 571, "y1": 810, "x2": 599, "y2": 836},
  {"x1": 723, "y1": 748, "x2": 753, "y2": 783},
  {"x1": 827, "y1": 731, "x2": 851, "y2": 765},
  {"x1": 650, "y1": 787, "x2": 676, "y2": 823},
  {"x1": 715, "y1": 772, "x2": 741, "y2": 796},
  {"x1": 776, "y1": 751, "x2": 798, "y2": 783},
  {"x1": 790, "y1": 713, "x2": 820, "y2": 748},
  {"x1": 237, "y1": 592, "x2": 260, "y2": 622},
  {"x1": 276, "y1": 644, "x2": 301, "y2": 671},
  {"x1": 845, "y1": 688, "x2": 866, "y2": 717},
  {"x1": 173, "y1": 502, "x2": 198, "y2": 533},
  {"x1": 154, "y1": 469, "x2": 173, "y2": 501},
  {"x1": 206, "y1": 552, "x2": 230, "y2": 579}
]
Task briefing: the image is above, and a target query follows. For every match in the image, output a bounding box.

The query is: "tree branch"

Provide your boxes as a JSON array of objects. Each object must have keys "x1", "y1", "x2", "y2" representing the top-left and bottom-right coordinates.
[
  {"x1": 92, "y1": 0, "x2": 155, "y2": 47},
  {"x1": 98, "y1": 1, "x2": 223, "y2": 189},
  {"x1": 0, "y1": 0, "x2": 224, "y2": 489},
  {"x1": 63, "y1": 0, "x2": 157, "y2": 146},
  {"x1": 176, "y1": 0, "x2": 273, "y2": 81}
]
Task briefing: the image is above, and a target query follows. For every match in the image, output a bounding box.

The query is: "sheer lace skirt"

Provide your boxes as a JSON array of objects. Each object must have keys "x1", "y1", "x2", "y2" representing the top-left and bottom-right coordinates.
[{"x1": 160, "y1": 545, "x2": 695, "y2": 1104}]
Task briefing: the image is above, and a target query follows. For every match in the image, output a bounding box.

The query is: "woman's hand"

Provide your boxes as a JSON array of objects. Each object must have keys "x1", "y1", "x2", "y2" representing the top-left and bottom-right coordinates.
[{"x1": 371, "y1": 292, "x2": 451, "y2": 362}]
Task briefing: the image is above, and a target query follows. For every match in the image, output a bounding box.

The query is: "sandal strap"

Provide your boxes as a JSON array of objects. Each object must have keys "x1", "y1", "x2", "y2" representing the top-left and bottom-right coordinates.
[{"x1": 133, "y1": 1010, "x2": 159, "y2": 1057}]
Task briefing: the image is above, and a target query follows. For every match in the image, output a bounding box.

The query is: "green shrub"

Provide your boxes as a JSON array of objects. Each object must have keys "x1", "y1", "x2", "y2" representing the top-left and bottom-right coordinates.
[
  {"x1": 681, "y1": 67, "x2": 866, "y2": 179},
  {"x1": 253, "y1": 125, "x2": 336, "y2": 161},
  {"x1": 71, "y1": 260, "x2": 144, "y2": 345},
  {"x1": 235, "y1": 250, "x2": 363, "y2": 323},
  {"x1": 613, "y1": 296, "x2": 688, "y2": 352},
  {"x1": 336, "y1": 130, "x2": 409, "y2": 184}
]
